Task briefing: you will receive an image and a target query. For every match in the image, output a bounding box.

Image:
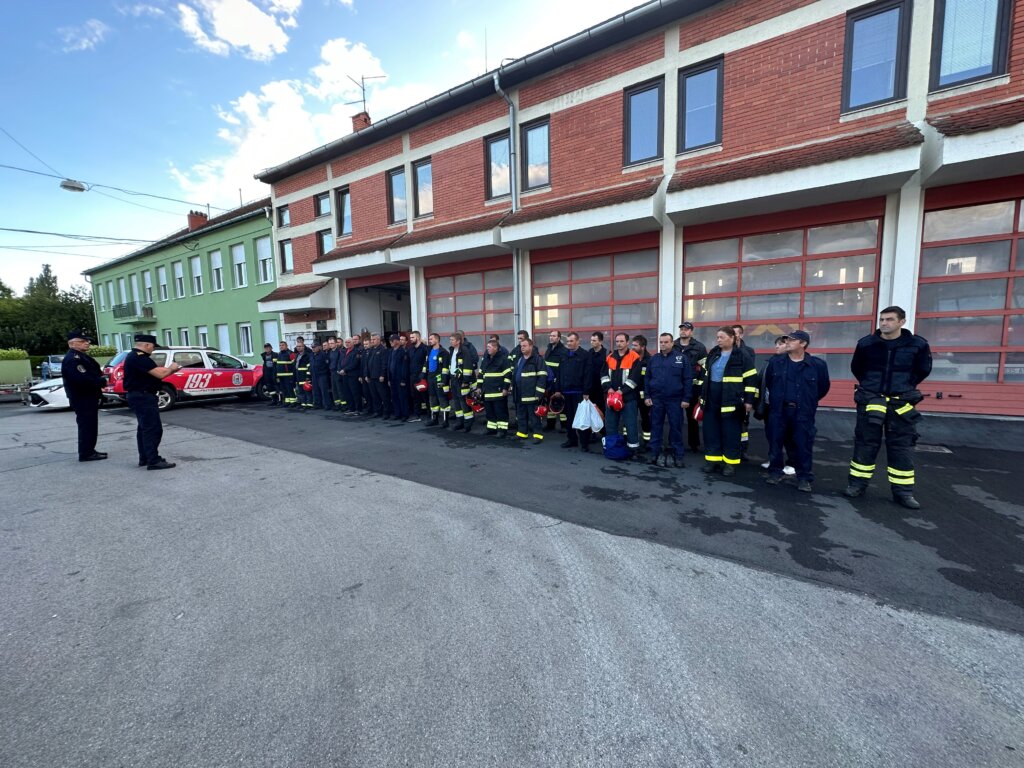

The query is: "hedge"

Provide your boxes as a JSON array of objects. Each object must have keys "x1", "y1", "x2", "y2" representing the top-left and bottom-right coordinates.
[{"x1": 0, "y1": 348, "x2": 29, "y2": 361}]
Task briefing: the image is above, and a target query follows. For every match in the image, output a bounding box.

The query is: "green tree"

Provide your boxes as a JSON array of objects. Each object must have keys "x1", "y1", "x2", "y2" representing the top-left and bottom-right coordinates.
[
  {"x1": 0, "y1": 278, "x2": 13, "y2": 299},
  {"x1": 24, "y1": 264, "x2": 60, "y2": 299},
  {"x1": 0, "y1": 266, "x2": 94, "y2": 353}
]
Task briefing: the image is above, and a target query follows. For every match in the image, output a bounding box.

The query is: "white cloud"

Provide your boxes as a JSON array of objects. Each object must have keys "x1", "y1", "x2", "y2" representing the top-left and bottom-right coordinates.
[
  {"x1": 176, "y1": 0, "x2": 291, "y2": 61},
  {"x1": 306, "y1": 37, "x2": 385, "y2": 101},
  {"x1": 58, "y1": 19, "x2": 112, "y2": 53},
  {"x1": 116, "y1": 4, "x2": 165, "y2": 17},
  {"x1": 455, "y1": 30, "x2": 477, "y2": 50}
]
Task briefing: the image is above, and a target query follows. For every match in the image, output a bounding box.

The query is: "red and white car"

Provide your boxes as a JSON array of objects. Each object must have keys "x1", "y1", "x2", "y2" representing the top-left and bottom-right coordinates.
[{"x1": 104, "y1": 347, "x2": 266, "y2": 411}]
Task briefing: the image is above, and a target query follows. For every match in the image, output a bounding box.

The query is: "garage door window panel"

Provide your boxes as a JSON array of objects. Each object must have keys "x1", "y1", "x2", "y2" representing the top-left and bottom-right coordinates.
[
  {"x1": 572, "y1": 281, "x2": 611, "y2": 304},
  {"x1": 923, "y1": 201, "x2": 1015, "y2": 241},
  {"x1": 741, "y1": 293, "x2": 802, "y2": 320},
  {"x1": 921, "y1": 240, "x2": 1011, "y2": 277},
  {"x1": 572, "y1": 307, "x2": 612, "y2": 328},
  {"x1": 572, "y1": 256, "x2": 612, "y2": 280},
  {"x1": 685, "y1": 238, "x2": 739, "y2": 267},
  {"x1": 805, "y1": 254, "x2": 876, "y2": 286},
  {"x1": 742, "y1": 230, "x2": 804, "y2": 261},
  {"x1": 428, "y1": 269, "x2": 513, "y2": 341},
  {"x1": 685, "y1": 296, "x2": 736, "y2": 323},
  {"x1": 742, "y1": 263, "x2": 802, "y2": 291},
  {"x1": 915, "y1": 315, "x2": 1005, "y2": 346}
]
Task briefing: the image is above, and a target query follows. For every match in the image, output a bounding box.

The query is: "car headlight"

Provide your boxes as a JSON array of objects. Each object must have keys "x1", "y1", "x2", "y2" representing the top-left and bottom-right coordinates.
[{"x1": 45, "y1": 384, "x2": 64, "y2": 393}]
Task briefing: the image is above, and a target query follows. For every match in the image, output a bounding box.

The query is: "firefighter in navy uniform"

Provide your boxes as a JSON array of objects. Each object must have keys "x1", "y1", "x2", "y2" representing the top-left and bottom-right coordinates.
[
  {"x1": 260, "y1": 343, "x2": 278, "y2": 405},
  {"x1": 478, "y1": 338, "x2": 512, "y2": 437},
  {"x1": 543, "y1": 330, "x2": 568, "y2": 432},
  {"x1": 423, "y1": 333, "x2": 452, "y2": 428},
  {"x1": 845, "y1": 305, "x2": 932, "y2": 509},
  {"x1": 645, "y1": 332, "x2": 694, "y2": 467},
  {"x1": 294, "y1": 339, "x2": 313, "y2": 411},
  {"x1": 631, "y1": 335, "x2": 653, "y2": 452},
  {"x1": 699, "y1": 326, "x2": 757, "y2": 476},
  {"x1": 275, "y1": 340, "x2": 295, "y2": 407},
  {"x1": 557, "y1": 332, "x2": 593, "y2": 451},
  {"x1": 513, "y1": 337, "x2": 548, "y2": 444},
  {"x1": 448, "y1": 332, "x2": 477, "y2": 432},
  {"x1": 61, "y1": 329, "x2": 108, "y2": 461},
  {"x1": 674, "y1": 322, "x2": 707, "y2": 452}
]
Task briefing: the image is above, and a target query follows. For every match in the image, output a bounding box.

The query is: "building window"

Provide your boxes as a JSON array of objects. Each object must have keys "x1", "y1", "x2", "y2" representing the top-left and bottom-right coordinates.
[
  {"x1": 317, "y1": 229, "x2": 334, "y2": 257},
  {"x1": 97, "y1": 285, "x2": 106, "y2": 312},
  {"x1": 163, "y1": 329, "x2": 174, "y2": 346},
  {"x1": 277, "y1": 205, "x2": 290, "y2": 227},
  {"x1": 118, "y1": 277, "x2": 128, "y2": 304},
  {"x1": 210, "y1": 250, "x2": 224, "y2": 291},
  {"x1": 532, "y1": 250, "x2": 659, "y2": 342},
  {"x1": 190, "y1": 255, "x2": 203, "y2": 295},
  {"x1": 624, "y1": 78, "x2": 664, "y2": 165},
  {"x1": 261, "y1": 319, "x2": 280, "y2": 348},
  {"x1": 916, "y1": 197, "x2": 1022, "y2": 384},
  {"x1": 426, "y1": 267, "x2": 515, "y2": 353},
  {"x1": 842, "y1": 0, "x2": 910, "y2": 112},
  {"x1": 930, "y1": 0, "x2": 1011, "y2": 90},
  {"x1": 173, "y1": 262, "x2": 185, "y2": 298},
  {"x1": 280, "y1": 240, "x2": 293, "y2": 273},
  {"x1": 156, "y1": 267, "x2": 168, "y2": 301},
  {"x1": 103, "y1": 334, "x2": 110, "y2": 346},
  {"x1": 315, "y1": 192, "x2": 330, "y2": 217},
  {"x1": 256, "y1": 236, "x2": 273, "y2": 283},
  {"x1": 143, "y1": 271, "x2": 153, "y2": 304},
  {"x1": 413, "y1": 158, "x2": 433, "y2": 217},
  {"x1": 485, "y1": 132, "x2": 511, "y2": 200},
  {"x1": 197, "y1": 325, "x2": 209, "y2": 347},
  {"x1": 231, "y1": 243, "x2": 247, "y2": 288},
  {"x1": 521, "y1": 119, "x2": 550, "y2": 190},
  {"x1": 678, "y1": 58, "x2": 723, "y2": 152},
  {"x1": 387, "y1": 167, "x2": 407, "y2": 224},
  {"x1": 215, "y1": 323, "x2": 231, "y2": 354},
  {"x1": 239, "y1": 323, "x2": 254, "y2": 357},
  {"x1": 683, "y1": 217, "x2": 882, "y2": 377},
  {"x1": 336, "y1": 188, "x2": 352, "y2": 236},
  {"x1": 179, "y1": 327, "x2": 190, "y2": 346}
]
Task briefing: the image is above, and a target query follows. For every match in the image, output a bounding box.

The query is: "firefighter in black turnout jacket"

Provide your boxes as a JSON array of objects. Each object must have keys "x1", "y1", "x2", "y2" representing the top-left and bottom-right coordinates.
[
  {"x1": 478, "y1": 338, "x2": 512, "y2": 437},
  {"x1": 261, "y1": 343, "x2": 278, "y2": 405},
  {"x1": 845, "y1": 306, "x2": 932, "y2": 509}
]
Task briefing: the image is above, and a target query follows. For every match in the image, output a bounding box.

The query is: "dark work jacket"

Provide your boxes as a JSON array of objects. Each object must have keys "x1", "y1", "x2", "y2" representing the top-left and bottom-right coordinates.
[
  {"x1": 294, "y1": 349, "x2": 312, "y2": 383},
  {"x1": 61, "y1": 349, "x2": 105, "y2": 406},
  {"x1": 700, "y1": 345, "x2": 757, "y2": 415},
  {"x1": 558, "y1": 348, "x2": 592, "y2": 394},
  {"x1": 462, "y1": 340, "x2": 479, "y2": 369},
  {"x1": 762, "y1": 353, "x2": 831, "y2": 421},
  {"x1": 673, "y1": 337, "x2": 708, "y2": 375},
  {"x1": 601, "y1": 349, "x2": 642, "y2": 402},
  {"x1": 275, "y1": 349, "x2": 294, "y2": 378},
  {"x1": 645, "y1": 350, "x2": 694, "y2": 403},
  {"x1": 358, "y1": 344, "x2": 370, "y2": 379},
  {"x1": 261, "y1": 351, "x2": 277, "y2": 381},
  {"x1": 449, "y1": 345, "x2": 476, "y2": 392},
  {"x1": 588, "y1": 346, "x2": 607, "y2": 392},
  {"x1": 407, "y1": 343, "x2": 429, "y2": 384},
  {"x1": 312, "y1": 350, "x2": 331, "y2": 376},
  {"x1": 543, "y1": 341, "x2": 568, "y2": 390},
  {"x1": 513, "y1": 351, "x2": 548, "y2": 404},
  {"x1": 387, "y1": 346, "x2": 409, "y2": 384},
  {"x1": 424, "y1": 346, "x2": 452, "y2": 387},
  {"x1": 851, "y1": 328, "x2": 932, "y2": 396},
  {"x1": 479, "y1": 351, "x2": 512, "y2": 398},
  {"x1": 365, "y1": 345, "x2": 387, "y2": 380},
  {"x1": 340, "y1": 347, "x2": 360, "y2": 374},
  {"x1": 328, "y1": 347, "x2": 342, "y2": 374}
]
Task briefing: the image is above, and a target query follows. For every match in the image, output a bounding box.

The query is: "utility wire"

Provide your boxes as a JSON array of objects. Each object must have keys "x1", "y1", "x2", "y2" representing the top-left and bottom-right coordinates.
[
  {"x1": 0, "y1": 125, "x2": 65, "y2": 177},
  {"x1": 0, "y1": 227, "x2": 154, "y2": 243},
  {"x1": 0, "y1": 247, "x2": 117, "y2": 259}
]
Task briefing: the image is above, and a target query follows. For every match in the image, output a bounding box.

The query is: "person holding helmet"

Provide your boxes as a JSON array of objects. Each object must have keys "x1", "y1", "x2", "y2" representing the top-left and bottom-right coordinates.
[
  {"x1": 479, "y1": 338, "x2": 512, "y2": 437},
  {"x1": 293, "y1": 338, "x2": 313, "y2": 411},
  {"x1": 543, "y1": 330, "x2": 568, "y2": 432},
  {"x1": 513, "y1": 337, "x2": 548, "y2": 444},
  {"x1": 699, "y1": 326, "x2": 757, "y2": 476},
  {"x1": 645, "y1": 332, "x2": 694, "y2": 467},
  {"x1": 275, "y1": 340, "x2": 295, "y2": 407},
  {"x1": 557, "y1": 332, "x2": 593, "y2": 451},
  {"x1": 448, "y1": 332, "x2": 477, "y2": 432},
  {"x1": 406, "y1": 331, "x2": 429, "y2": 422},
  {"x1": 601, "y1": 332, "x2": 643, "y2": 460},
  {"x1": 423, "y1": 333, "x2": 452, "y2": 428}
]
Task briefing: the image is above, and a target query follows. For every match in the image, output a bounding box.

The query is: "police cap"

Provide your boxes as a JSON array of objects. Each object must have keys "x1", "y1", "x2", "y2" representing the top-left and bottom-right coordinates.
[
  {"x1": 66, "y1": 329, "x2": 96, "y2": 342},
  {"x1": 134, "y1": 333, "x2": 158, "y2": 344}
]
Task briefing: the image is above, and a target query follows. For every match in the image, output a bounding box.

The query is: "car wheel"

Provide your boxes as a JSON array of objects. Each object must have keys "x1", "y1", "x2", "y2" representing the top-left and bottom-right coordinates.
[
  {"x1": 254, "y1": 380, "x2": 271, "y2": 400},
  {"x1": 157, "y1": 385, "x2": 177, "y2": 411}
]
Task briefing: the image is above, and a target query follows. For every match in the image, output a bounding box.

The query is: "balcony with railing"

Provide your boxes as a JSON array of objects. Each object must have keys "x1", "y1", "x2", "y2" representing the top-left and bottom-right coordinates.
[{"x1": 111, "y1": 301, "x2": 157, "y2": 324}]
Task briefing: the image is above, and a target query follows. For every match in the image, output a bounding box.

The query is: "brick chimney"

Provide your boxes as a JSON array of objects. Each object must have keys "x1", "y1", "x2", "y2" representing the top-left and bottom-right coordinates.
[
  {"x1": 351, "y1": 111, "x2": 371, "y2": 132},
  {"x1": 187, "y1": 210, "x2": 209, "y2": 231}
]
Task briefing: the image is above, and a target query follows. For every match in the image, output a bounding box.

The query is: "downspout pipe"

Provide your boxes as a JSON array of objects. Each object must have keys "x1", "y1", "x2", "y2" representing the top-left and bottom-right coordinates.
[{"x1": 494, "y1": 71, "x2": 523, "y2": 333}]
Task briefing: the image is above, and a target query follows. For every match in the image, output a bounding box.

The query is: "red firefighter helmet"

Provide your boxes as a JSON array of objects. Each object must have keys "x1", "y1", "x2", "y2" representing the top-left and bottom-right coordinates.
[
  {"x1": 466, "y1": 389, "x2": 486, "y2": 414},
  {"x1": 301, "y1": 380, "x2": 313, "y2": 392},
  {"x1": 606, "y1": 390, "x2": 624, "y2": 412},
  {"x1": 548, "y1": 392, "x2": 565, "y2": 415},
  {"x1": 534, "y1": 404, "x2": 549, "y2": 418},
  {"x1": 414, "y1": 379, "x2": 428, "y2": 392}
]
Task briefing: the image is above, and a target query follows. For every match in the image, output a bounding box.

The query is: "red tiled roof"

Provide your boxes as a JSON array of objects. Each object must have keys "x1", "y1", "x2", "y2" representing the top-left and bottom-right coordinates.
[
  {"x1": 503, "y1": 176, "x2": 663, "y2": 227},
  {"x1": 258, "y1": 279, "x2": 330, "y2": 303},
  {"x1": 927, "y1": 100, "x2": 1024, "y2": 137},
  {"x1": 314, "y1": 234, "x2": 406, "y2": 264},
  {"x1": 396, "y1": 210, "x2": 511, "y2": 247},
  {"x1": 668, "y1": 123, "x2": 924, "y2": 193}
]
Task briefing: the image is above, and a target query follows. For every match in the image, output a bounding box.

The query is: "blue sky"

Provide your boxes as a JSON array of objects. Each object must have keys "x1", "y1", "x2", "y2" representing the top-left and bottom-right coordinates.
[{"x1": 0, "y1": 0, "x2": 640, "y2": 297}]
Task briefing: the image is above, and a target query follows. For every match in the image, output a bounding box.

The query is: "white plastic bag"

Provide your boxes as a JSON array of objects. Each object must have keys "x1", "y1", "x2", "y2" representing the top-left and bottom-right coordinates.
[
  {"x1": 572, "y1": 400, "x2": 591, "y2": 431},
  {"x1": 586, "y1": 400, "x2": 604, "y2": 432}
]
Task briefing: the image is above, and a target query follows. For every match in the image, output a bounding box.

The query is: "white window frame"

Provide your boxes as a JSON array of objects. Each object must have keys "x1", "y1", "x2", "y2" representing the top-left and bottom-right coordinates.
[
  {"x1": 197, "y1": 325, "x2": 209, "y2": 347},
  {"x1": 190, "y1": 255, "x2": 203, "y2": 295},
  {"x1": 239, "y1": 323, "x2": 254, "y2": 357},
  {"x1": 256, "y1": 236, "x2": 273, "y2": 283},
  {"x1": 173, "y1": 261, "x2": 185, "y2": 298},
  {"x1": 157, "y1": 267, "x2": 168, "y2": 301},
  {"x1": 163, "y1": 329, "x2": 174, "y2": 346},
  {"x1": 143, "y1": 271, "x2": 153, "y2": 304},
  {"x1": 97, "y1": 285, "x2": 106, "y2": 312},
  {"x1": 210, "y1": 250, "x2": 224, "y2": 292},
  {"x1": 231, "y1": 244, "x2": 247, "y2": 288},
  {"x1": 180, "y1": 327, "x2": 190, "y2": 346}
]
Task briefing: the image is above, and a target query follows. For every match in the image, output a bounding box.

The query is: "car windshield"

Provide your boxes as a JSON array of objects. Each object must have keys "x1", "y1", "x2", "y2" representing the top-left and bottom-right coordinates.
[
  {"x1": 151, "y1": 352, "x2": 168, "y2": 367},
  {"x1": 108, "y1": 351, "x2": 130, "y2": 367},
  {"x1": 208, "y1": 352, "x2": 244, "y2": 369}
]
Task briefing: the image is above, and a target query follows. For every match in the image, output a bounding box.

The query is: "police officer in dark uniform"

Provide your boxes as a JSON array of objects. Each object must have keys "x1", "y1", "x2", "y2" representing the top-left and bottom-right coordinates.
[
  {"x1": 61, "y1": 329, "x2": 108, "y2": 461},
  {"x1": 123, "y1": 333, "x2": 181, "y2": 470},
  {"x1": 845, "y1": 305, "x2": 932, "y2": 509},
  {"x1": 260, "y1": 343, "x2": 278, "y2": 405}
]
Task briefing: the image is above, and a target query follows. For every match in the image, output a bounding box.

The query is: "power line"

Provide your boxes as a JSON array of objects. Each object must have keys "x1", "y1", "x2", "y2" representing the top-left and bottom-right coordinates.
[
  {"x1": 0, "y1": 162, "x2": 230, "y2": 212},
  {"x1": 0, "y1": 247, "x2": 116, "y2": 259},
  {"x1": 0, "y1": 125, "x2": 65, "y2": 177},
  {"x1": 0, "y1": 227, "x2": 154, "y2": 243}
]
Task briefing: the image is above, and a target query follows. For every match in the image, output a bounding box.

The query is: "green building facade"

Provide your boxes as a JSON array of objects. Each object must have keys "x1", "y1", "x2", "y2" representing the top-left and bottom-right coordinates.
[{"x1": 84, "y1": 199, "x2": 280, "y2": 363}]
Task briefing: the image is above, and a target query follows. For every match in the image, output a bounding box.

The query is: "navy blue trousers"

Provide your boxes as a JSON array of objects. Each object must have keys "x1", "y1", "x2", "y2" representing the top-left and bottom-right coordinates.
[
  {"x1": 767, "y1": 406, "x2": 816, "y2": 481},
  {"x1": 126, "y1": 392, "x2": 163, "y2": 466},
  {"x1": 649, "y1": 397, "x2": 685, "y2": 457}
]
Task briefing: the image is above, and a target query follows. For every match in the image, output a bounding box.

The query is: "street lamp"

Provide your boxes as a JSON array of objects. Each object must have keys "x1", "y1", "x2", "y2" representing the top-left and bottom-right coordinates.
[{"x1": 59, "y1": 178, "x2": 88, "y2": 192}]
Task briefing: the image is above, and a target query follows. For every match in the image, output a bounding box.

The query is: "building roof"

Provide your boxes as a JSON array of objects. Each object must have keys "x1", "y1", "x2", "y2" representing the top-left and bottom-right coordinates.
[
  {"x1": 82, "y1": 197, "x2": 271, "y2": 276},
  {"x1": 255, "y1": 0, "x2": 720, "y2": 184},
  {"x1": 668, "y1": 122, "x2": 924, "y2": 193},
  {"x1": 503, "y1": 176, "x2": 663, "y2": 226},
  {"x1": 257, "y1": 279, "x2": 331, "y2": 303},
  {"x1": 927, "y1": 99, "x2": 1024, "y2": 137},
  {"x1": 314, "y1": 233, "x2": 407, "y2": 264},
  {"x1": 395, "y1": 211, "x2": 511, "y2": 247}
]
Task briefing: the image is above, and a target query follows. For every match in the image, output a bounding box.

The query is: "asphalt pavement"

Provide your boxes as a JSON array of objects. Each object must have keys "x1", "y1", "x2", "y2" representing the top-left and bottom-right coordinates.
[{"x1": 1, "y1": 402, "x2": 1022, "y2": 767}]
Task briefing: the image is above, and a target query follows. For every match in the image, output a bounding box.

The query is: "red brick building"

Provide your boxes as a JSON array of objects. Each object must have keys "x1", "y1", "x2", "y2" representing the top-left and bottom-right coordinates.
[{"x1": 257, "y1": 0, "x2": 1024, "y2": 415}]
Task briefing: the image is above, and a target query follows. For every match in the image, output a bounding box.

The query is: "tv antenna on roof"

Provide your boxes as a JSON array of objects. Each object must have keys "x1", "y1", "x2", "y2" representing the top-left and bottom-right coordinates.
[{"x1": 345, "y1": 74, "x2": 386, "y2": 113}]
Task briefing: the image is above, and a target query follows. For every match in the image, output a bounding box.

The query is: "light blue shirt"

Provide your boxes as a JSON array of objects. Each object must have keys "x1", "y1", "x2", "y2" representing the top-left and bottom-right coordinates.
[{"x1": 710, "y1": 350, "x2": 731, "y2": 382}]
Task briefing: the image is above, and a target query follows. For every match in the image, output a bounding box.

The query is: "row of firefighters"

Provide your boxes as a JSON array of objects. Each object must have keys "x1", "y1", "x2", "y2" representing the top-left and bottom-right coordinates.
[{"x1": 260, "y1": 307, "x2": 932, "y2": 509}]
